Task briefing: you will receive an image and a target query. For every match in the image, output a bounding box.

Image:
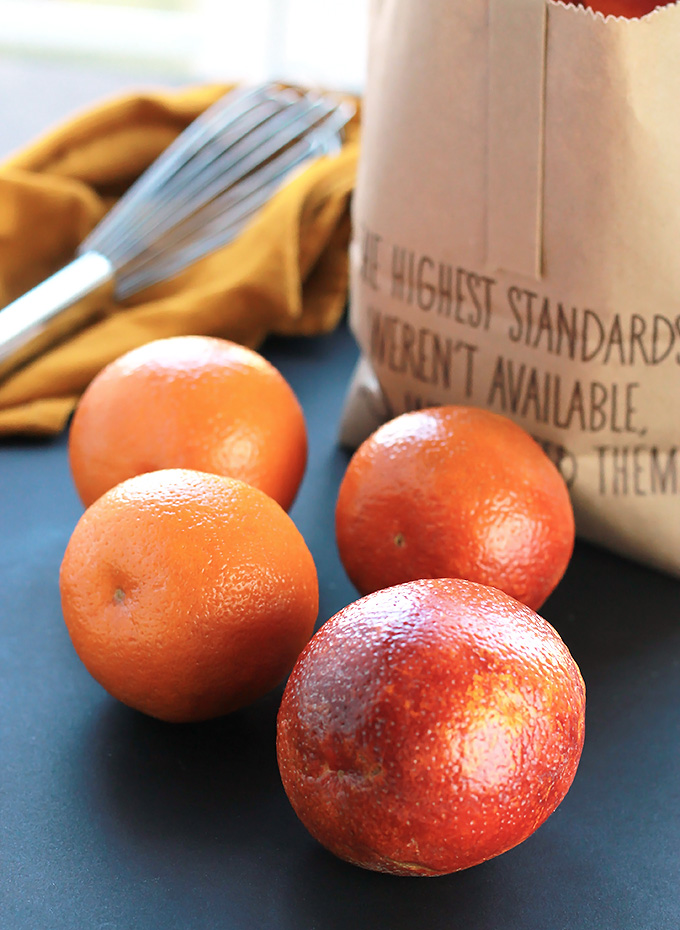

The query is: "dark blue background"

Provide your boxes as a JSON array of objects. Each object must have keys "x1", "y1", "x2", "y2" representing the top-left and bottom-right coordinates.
[{"x1": 2, "y1": 319, "x2": 679, "y2": 929}]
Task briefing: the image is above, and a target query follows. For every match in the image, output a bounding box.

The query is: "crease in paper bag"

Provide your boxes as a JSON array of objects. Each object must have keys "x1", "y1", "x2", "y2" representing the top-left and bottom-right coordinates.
[{"x1": 486, "y1": 0, "x2": 548, "y2": 280}]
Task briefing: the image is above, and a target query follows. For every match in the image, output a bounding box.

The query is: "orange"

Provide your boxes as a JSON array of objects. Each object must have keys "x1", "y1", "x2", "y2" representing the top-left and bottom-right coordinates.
[
  {"x1": 68, "y1": 335, "x2": 307, "y2": 510},
  {"x1": 335, "y1": 405, "x2": 575, "y2": 611},
  {"x1": 59, "y1": 468, "x2": 318, "y2": 723},
  {"x1": 580, "y1": 0, "x2": 658, "y2": 15},
  {"x1": 277, "y1": 578, "x2": 586, "y2": 876}
]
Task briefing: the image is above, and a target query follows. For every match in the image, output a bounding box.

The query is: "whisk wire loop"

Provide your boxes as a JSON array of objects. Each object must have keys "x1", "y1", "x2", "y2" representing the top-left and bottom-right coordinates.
[{"x1": 106, "y1": 97, "x2": 324, "y2": 274}]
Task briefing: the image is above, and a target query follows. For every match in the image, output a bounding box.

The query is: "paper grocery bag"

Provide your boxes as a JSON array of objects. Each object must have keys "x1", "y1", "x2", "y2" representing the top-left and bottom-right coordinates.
[{"x1": 340, "y1": 0, "x2": 680, "y2": 577}]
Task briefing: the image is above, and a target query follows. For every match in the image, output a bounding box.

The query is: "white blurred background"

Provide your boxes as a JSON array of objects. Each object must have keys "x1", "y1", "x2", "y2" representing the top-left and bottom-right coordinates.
[
  {"x1": 0, "y1": 0, "x2": 368, "y2": 155},
  {"x1": 0, "y1": 0, "x2": 368, "y2": 88}
]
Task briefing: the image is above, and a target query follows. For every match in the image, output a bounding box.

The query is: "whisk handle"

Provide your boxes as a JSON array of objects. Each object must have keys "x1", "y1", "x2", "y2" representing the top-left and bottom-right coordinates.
[{"x1": 0, "y1": 251, "x2": 115, "y2": 381}]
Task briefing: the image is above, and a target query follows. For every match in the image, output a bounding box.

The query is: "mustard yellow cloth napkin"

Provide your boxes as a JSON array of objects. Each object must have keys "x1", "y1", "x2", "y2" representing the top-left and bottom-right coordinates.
[{"x1": 0, "y1": 83, "x2": 360, "y2": 435}]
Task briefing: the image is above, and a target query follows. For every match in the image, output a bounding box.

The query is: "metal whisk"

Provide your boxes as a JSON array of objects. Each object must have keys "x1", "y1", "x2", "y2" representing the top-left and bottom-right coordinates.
[{"x1": 0, "y1": 83, "x2": 354, "y2": 379}]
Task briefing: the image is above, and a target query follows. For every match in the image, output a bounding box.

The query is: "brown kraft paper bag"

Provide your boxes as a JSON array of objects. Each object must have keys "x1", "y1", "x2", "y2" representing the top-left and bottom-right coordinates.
[{"x1": 340, "y1": 0, "x2": 680, "y2": 578}]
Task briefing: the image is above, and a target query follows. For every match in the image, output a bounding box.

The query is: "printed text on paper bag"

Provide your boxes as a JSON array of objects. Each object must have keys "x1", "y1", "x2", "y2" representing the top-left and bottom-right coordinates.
[{"x1": 359, "y1": 227, "x2": 679, "y2": 496}]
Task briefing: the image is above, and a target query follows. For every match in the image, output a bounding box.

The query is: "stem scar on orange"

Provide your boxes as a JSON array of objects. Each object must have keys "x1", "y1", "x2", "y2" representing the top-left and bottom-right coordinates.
[
  {"x1": 68, "y1": 335, "x2": 307, "y2": 510},
  {"x1": 59, "y1": 468, "x2": 319, "y2": 723},
  {"x1": 335, "y1": 406, "x2": 575, "y2": 611}
]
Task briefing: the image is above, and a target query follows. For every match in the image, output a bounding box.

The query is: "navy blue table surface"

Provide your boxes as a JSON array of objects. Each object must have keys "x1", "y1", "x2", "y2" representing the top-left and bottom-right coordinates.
[{"x1": 2, "y1": 318, "x2": 680, "y2": 930}]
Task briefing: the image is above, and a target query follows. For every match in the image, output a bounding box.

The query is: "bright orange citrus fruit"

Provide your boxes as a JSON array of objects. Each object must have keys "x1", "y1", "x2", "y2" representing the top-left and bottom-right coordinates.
[
  {"x1": 335, "y1": 405, "x2": 575, "y2": 610},
  {"x1": 59, "y1": 468, "x2": 319, "y2": 722},
  {"x1": 277, "y1": 577, "x2": 586, "y2": 876},
  {"x1": 68, "y1": 335, "x2": 307, "y2": 510},
  {"x1": 580, "y1": 0, "x2": 657, "y2": 14}
]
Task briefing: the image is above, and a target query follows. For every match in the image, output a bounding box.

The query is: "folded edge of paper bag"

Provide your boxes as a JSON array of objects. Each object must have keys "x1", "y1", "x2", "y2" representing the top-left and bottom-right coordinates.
[{"x1": 338, "y1": 356, "x2": 393, "y2": 448}]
